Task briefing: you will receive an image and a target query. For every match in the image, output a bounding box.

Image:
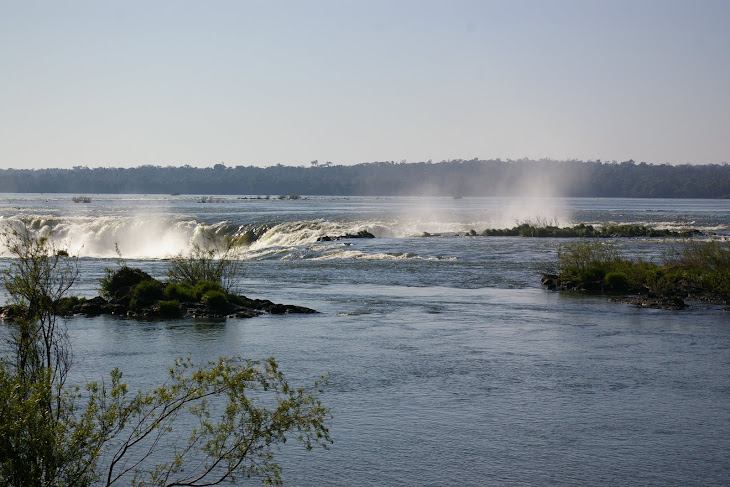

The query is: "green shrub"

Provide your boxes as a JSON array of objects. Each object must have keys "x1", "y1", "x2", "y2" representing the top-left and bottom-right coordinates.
[
  {"x1": 164, "y1": 282, "x2": 195, "y2": 302},
  {"x1": 605, "y1": 272, "x2": 629, "y2": 292},
  {"x1": 552, "y1": 238, "x2": 730, "y2": 302},
  {"x1": 666, "y1": 240, "x2": 730, "y2": 300},
  {"x1": 201, "y1": 290, "x2": 228, "y2": 311},
  {"x1": 157, "y1": 299, "x2": 181, "y2": 316},
  {"x1": 557, "y1": 240, "x2": 622, "y2": 282},
  {"x1": 129, "y1": 297, "x2": 138, "y2": 310},
  {"x1": 166, "y1": 231, "x2": 244, "y2": 293},
  {"x1": 193, "y1": 280, "x2": 225, "y2": 301},
  {"x1": 132, "y1": 279, "x2": 164, "y2": 302},
  {"x1": 100, "y1": 266, "x2": 154, "y2": 300}
]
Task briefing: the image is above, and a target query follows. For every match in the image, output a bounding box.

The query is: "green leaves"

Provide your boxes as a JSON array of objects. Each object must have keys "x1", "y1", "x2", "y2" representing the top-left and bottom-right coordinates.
[
  {"x1": 105, "y1": 356, "x2": 331, "y2": 487},
  {"x1": 0, "y1": 226, "x2": 331, "y2": 486},
  {"x1": 166, "y1": 229, "x2": 244, "y2": 294}
]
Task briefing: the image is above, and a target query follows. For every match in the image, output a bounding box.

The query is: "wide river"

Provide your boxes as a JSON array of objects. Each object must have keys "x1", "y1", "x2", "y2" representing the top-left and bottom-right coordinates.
[{"x1": 1, "y1": 194, "x2": 729, "y2": 486}]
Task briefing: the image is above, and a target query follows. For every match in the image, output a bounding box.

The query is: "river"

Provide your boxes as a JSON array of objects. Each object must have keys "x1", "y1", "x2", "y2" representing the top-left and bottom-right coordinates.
[{"x1": 1, "y1": 194, "x2": 729, "y2": 486}]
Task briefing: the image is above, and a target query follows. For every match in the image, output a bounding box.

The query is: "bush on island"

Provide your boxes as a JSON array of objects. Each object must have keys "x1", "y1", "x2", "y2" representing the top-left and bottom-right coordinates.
[
  {"x1": 201, "y1": 290, "x2": 228, "y2": 311},
  {"x1": 158, "y1": 299, "x2": 181, "y2": 317},
  {"x1": 132, "y1": 278, "x2": 164, "y2": 302},
  {"x1": 164, "y1": 282, "x2": 196, "y2": 302},
  {"x1": 100, "y1": 266, "x2": 154, "y2": 300},
  {"x1": 605, "y1": 271, "x2": 629, "y2": 292},
  {"x1": 193, "y1": 280, "x2": 225, "y2": 301}
]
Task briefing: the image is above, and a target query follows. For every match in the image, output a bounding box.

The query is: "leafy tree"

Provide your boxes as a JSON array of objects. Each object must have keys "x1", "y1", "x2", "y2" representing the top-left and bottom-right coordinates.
[
  {"x1": 1, "y1": 224, "x2": 77, "y2": 388},
  {"x1": 0, "y1": 226, "x2": 331, "y2": 486}
]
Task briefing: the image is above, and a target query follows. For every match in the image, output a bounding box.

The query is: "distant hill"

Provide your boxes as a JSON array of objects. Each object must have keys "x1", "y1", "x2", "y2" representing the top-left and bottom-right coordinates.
[{"x1": 1, "y1": 159, "x2": 729, "y2": 198}]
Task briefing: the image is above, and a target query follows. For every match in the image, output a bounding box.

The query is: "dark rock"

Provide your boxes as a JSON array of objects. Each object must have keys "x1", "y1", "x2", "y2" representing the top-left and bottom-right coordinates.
[
  {"x1": 79, "y1": 296, "x2": 108, "y2": 316},
  {"x1": 317, "y1": 230, "x2": 375, "y2": 242},
  {"x1": 347, "y1": 230, "x2": 375, "y2": 239},
  {"x1": 576, "y1": 280, "x2": 608, "y2": 293},
  {"x1": 107, "y1": 304, "x2": 127, "y2": 316},
  {"x1": 541, "y1": 274, "x2": 559, "y2": 290},
  {"x1": 50, "y1": 284, "x2": 317, "y2": 320},
  {"x1": 268, "y1": 303, "x2": 318, "y2": 314}
]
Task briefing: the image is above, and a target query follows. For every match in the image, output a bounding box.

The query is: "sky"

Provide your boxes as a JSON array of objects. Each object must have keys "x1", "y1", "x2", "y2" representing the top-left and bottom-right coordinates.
[{"x1": 0, "y1": 0, "x2": 728, "y2": 169}]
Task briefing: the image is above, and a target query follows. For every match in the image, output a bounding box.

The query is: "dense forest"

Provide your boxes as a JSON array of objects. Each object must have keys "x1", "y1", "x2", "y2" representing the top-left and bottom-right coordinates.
[{"x1": 1, "y1": 159, "x2": 729, "y2": 198}]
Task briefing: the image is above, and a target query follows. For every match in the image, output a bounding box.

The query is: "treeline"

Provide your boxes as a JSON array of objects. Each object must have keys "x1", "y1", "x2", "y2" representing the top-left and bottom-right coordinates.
[{"x1": 1, "y1": 159, "x2": 729, "y2": 198}]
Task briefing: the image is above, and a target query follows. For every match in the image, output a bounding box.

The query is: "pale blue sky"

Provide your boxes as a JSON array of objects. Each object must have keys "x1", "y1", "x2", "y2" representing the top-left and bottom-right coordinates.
[{"x1": 1, "y1": 0, "x2": 728, "y2": 169}]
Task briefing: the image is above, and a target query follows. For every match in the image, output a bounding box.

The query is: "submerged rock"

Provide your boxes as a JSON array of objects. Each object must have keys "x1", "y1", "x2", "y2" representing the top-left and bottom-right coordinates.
[{"x1": 611, "y1": 296, "x2": 687, "y2": 310}]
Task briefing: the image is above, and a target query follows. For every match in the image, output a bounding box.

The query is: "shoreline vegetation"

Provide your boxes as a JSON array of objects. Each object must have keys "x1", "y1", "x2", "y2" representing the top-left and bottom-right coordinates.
[
  {"x1": 1, "y1": 159, "x2": 729, "y2": 198},
  {"x1": 464, "y1": 223, "x2": 711, "y2": 238},
  {"x1": 541, "y1": 240, "x2": 730, "y2": 310}
]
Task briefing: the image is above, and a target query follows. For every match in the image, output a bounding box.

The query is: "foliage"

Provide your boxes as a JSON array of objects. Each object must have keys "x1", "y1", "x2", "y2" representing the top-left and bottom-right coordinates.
[
  {"x1": 0, "y1": 365, "x2": 116, "y2": 487},
  {"x1": 0, "y1": 227, "x2": 332, "y2": 486},
  {"x1": 1, "y1": 224, "x2": 78, "y2": 387},
  {"x1": 163, "y1": 282, "x2": 195, "y2": 302},
  {"x1": 2, "y1": 160, "x2": 730, "y2": 198},
  {"x1": 156, "y1": 299, "x2": 181, "y2": 317},
  {"x1": 557, "y1": 240, "x2": 622, "y2": 282},
  {"x1": 664, "y1": 240, "x2": 730, "y2": 300},
  {"x1": 166, "y1": 231, "x2": 244, "y2": 293},
  {"x1": 604, "y1": 271, "x2": 629, "y2": 292},
  {"x1": 131, "y1": 279, "x2": 163, "y2": 303},
  {"x1": 193, "y1": 280, "x2": 226, "y2": 301},
  {"x1": 100, "y1": 266, "x2": 153, "y2": 301},
  {"x1": 481, "y1": 222, "x2": 699, "y2": 238},
  {"x1": 200, "y1": 290, "x2": 228, "y2": 312},
  {"x1": 555, "y1": 239, "x2": 730, "y2": 302},
  {"x1": 0, "y1": 356, "x2": 331, "y2": 487}
]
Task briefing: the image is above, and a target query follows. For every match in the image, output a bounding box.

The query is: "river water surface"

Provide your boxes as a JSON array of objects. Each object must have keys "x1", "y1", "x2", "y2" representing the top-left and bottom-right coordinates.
[{"x1": 1, "y1": 195, "x2": 729, "y2": 486}]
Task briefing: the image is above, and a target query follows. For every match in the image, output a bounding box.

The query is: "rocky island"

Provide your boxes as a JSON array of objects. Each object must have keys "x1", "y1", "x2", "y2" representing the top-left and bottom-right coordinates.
[
  {"x1": 1, "y1": 265, "x2": 316, "y2": 321},
  {"x1": 541, "y1": 239, "x2": 730, "y2": 310}
]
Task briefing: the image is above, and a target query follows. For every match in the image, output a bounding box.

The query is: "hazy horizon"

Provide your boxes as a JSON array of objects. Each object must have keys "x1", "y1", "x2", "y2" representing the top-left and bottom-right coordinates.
[
  {"x1": 2, "y1": 0, "x2": 728, "y2": 170},
  {"x1": 1, "y1": 157, "x2": 728, "y2": 173}
]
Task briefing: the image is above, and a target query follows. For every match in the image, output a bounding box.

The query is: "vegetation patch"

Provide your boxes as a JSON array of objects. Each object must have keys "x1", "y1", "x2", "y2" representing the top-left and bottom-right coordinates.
[
  {"x1": 542, "y1": 239, "x2": 730, "y2": 309},
  {"x1": 163, "y1": 281, "x2": 195, "y2": 302},
  {"x1": 157, "y1": 299, "x2": 181, "y2": 317},
  {"x1": 131, "y1": 278, "x2": 164, "y2": 303},
  {"x1": 200, "y1": 289, "x2": 228, "y2": 311},
  {"x1": 166, "y1": 233, "x2": 244, "y2": 293},
  {"x1": 479, "y1": 222, "x2": 707, "y2": 238},
  {"x1": 100, "y1": 265, "x2": 154, "y2": 300}
]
